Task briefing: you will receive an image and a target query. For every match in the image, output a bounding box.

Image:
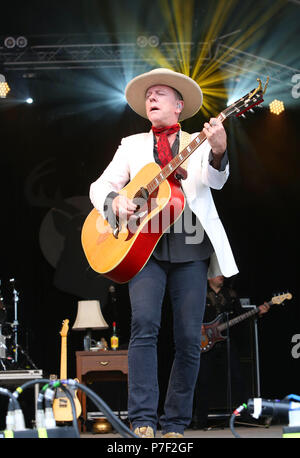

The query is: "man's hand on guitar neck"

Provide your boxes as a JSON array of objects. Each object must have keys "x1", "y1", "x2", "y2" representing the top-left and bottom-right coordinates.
[
  {"x1": 203, "y1": 117, "x2": 227, "y2": 170},
  {"x1": 258, "y1": 302, "x2": 270, "y2": 315},
  {"x1": 112, "y1": 195, "x2": 137, "y2": 219}
]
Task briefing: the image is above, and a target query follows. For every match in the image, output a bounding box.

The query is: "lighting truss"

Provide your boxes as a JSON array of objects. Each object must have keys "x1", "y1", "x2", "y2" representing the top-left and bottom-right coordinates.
[
  {"x1": 1, "y1": 34, "x2": 299, "y2": 95},
  {"x1": 0, "y1": 36, "x2": 212, "y2": 72},
  {"x1": 214, "y1": 43, "x2": 300, "y2": 86}
]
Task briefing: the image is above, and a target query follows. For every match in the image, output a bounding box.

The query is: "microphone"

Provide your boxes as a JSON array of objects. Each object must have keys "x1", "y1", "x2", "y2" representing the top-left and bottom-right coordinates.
[{"x1": 247, "y1": 397, "x2": 291, "y2": 421}]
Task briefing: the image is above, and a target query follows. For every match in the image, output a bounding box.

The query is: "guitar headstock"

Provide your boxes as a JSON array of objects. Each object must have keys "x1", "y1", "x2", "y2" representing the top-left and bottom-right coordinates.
[
  {"x1": 222, "y1": 77, "x2": 269, "y2": 120},
  {"x1": 60, "y1": 319, "x2": 69, "y2": 337},
  {"x1": 271, "y1": 292, "x2": 292, "y2": 306}
]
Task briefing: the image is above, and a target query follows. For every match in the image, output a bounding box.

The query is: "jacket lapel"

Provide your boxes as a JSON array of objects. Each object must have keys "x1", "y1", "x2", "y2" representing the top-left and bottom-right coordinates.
[{"x1": 145, "y1": 129, "x2": 155, "y2": 162}]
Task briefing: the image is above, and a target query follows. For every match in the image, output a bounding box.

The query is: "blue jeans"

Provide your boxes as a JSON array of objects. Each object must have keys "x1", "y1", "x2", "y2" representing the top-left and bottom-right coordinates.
[{"x1": 128, "y1": 257, "x2": 208, "y2": 435}]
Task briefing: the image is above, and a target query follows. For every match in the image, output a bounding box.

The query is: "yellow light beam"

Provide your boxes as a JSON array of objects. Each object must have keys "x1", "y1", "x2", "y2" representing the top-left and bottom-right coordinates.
[
  {"x1": 192, "y1": 0, "x2": 240, "y2": 79},
  {"x1": 194, "y1": 0, "x2": 286, "y2": 84},
  {"x1": 133, "y1": 0, "x2": 286, "y2": 116}
]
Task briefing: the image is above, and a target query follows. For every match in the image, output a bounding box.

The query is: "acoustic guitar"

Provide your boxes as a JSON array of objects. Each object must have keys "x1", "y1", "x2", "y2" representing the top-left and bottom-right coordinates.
[
  {"x1": 52, "y1": 319, "x2": 82, "y2": 422},
  {"x1": 200, "y1": 292, "x2": 292, "y2": 353},
  {"x1": 81, "y1": 78, "x2": 269, "y2": 284}
]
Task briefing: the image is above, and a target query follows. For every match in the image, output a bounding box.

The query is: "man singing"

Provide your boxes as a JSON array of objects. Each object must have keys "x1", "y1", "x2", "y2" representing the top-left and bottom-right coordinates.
[{"x1": 89, "y1": 68, "x2": 238, "y2": 437}]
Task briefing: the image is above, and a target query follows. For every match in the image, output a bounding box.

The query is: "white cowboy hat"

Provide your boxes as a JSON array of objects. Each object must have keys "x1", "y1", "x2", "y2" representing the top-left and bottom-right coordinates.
[{"x1": 125, "y1": 67, "x2": 203, "y2": 121}]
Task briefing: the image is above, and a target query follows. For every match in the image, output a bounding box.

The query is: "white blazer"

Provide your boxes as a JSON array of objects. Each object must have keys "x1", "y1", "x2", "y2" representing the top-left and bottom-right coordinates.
[{"x1": 90, "y1": 130, "x2": 239, "y2": 279}]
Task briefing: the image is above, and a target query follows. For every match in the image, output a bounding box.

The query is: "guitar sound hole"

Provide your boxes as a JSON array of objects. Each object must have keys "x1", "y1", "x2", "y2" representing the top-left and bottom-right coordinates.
[
  {"x1": 133, "y1": 187, "x2": 149, "y2": 211},
  {"x1": 133, "y1": 197, "x2": 147, "y2": 213}
]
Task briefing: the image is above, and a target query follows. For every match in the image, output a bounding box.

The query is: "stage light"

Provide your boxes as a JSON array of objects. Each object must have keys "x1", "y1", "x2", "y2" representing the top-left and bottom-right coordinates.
[
  {"x1": 4, "y1": 35, "x2": 28, "y2": 49},
  {"x1": 4, "y1": 36, "x2": 16, "y2": 48},
  {"x1": 0, "y1": 74, "x2": 10, "y2": 98},
  {"x1": 269, "y1": 99, "x2": 285, "y2": 115},
  {"x1": 16, "y1": 36, "x2": 28, "y2": 48},
  {"x1": 136, "y1": 36, "x2": 148, "y2": 48},
  {"x1": 148, "y1": 35, "x2": 159, "y2": 48},
  {"x1": 26, "y1": 98, "x2": 33, "y2": 104},
  {"x1": 136, "y1": 35, "x2": 159, "y2": 48}
]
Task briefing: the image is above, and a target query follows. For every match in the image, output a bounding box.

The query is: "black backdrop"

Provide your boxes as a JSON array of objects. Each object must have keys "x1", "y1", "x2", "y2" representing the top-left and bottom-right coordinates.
[
  {"x1": 0, "y1": 1, "x2": 299, "y2": 414},
  {"x1": 0, "y1": 81, "x2": 299, "y2": 399}
]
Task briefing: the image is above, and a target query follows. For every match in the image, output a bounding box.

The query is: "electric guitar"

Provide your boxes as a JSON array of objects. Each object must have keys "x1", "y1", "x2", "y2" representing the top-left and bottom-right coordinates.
[
  {"x1": 81, "y1": 78, "x2": 269, "y2": 283},
  {"x1": 200, "y1": 292, "x2": 292, "y2": 353},
  {"x1": 52, "y1": 319, "x2": 82, "y2": 421}
]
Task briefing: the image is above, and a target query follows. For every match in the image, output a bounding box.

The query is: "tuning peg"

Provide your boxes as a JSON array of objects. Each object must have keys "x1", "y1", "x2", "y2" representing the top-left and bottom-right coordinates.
[
  {"x1": 241, "y1": 114, "x2": 246, "y2": 118},
  {"x1": 250, "y1": 109, "x2": 255, "y2": 113}
]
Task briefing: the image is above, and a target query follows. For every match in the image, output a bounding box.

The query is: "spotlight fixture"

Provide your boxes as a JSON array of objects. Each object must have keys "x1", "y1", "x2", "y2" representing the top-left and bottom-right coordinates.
[
  {"x1": 148, "y1": 35, "x2": 159, "y2": 48},
  {"x1": 0, "y1": 74, "x2": 10, "y2": 98},
  {"x1": 4, "y1": 35, "x2": 28, "y2": 49},
  {"x1": 136, "y1": 35, "x2": 160, "y2": 48},
  {"x1": 4, "y1": 36, "x2": 16, "y2": 49},
  {"x1": 136, "y1": 35, "x2": 148, "y2": 48},
  {"x1": 26, "y1": 97, "x2": 33, "y2": 104},
  {"x1": 16, "y1": 36, "x2": 28, "y2": 48},
  {"x1": 269, "y1": 99, "x2": 285, "y2": 115}
]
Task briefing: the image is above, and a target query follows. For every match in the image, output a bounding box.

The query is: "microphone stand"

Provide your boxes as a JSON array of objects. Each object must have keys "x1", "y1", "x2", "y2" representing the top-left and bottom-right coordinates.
[{"x1": 10, "y1": 279, "x2": 19, "y2": 366}]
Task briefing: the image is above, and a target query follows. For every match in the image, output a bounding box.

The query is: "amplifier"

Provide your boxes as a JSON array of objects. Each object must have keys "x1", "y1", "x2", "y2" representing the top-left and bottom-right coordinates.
[
  {"x1": 0, "y1": 370, "x2": 43, "y2": 386},
  {"x1": 0, "y1": 370, "x2": 44, "y2": 422}
]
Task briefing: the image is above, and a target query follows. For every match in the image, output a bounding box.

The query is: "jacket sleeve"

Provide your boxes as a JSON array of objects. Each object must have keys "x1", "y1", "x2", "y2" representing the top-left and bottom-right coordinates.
[
  {"x1": 89, "y1": 138, "x2": 130, "y2": 218},
  {"x1": 199, "y1": 137, "x2": 230, "y2": 190}
]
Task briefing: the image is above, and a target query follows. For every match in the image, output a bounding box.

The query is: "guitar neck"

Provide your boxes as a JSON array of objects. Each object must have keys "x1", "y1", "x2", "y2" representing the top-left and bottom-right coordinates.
[
  {"x1": 146, "y1": 113, "x2": 226, "y2": 195},
  {"x1": 60, "y1": 335, "x2": 67, "y2": 380},
  {"x1": 217, "y1": 302, "x2": 270, "y2": 332},
  {"x1": 144, "y1": 79, "x2": 268, "y2": 196}
]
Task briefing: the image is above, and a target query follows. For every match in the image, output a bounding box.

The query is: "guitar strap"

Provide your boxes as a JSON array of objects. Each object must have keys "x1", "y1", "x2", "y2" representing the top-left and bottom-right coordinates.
[
  {"x1": 179, "y1": 130, "x2": 205, "y2": 245},
  {"x1": 179, "y1": 131, "x2": 192, "y2": 172}
]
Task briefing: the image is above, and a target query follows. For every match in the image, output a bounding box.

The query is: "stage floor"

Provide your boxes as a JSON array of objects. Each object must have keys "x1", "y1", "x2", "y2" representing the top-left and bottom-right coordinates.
[{"x1": 80, "y1": 424, "x2": 283, "y2": 439}]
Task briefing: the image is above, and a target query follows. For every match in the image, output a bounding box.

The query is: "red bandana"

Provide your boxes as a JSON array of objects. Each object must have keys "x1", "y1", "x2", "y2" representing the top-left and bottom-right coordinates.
[{"x1": 152, "y1": 123, "x2": 180, "y2": 167}]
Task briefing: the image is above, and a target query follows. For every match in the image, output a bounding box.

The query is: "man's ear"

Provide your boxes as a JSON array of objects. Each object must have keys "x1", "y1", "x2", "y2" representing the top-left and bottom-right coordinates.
[{"x1": 176, "y1": 101, "x2": 184, "y2": 113}]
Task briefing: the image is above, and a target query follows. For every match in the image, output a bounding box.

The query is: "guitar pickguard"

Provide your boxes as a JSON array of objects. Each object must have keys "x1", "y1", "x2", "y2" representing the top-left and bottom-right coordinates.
[
  {"x1": 81, "y1": 162, "x2": 185, "y2": 283},
  {"x1": 124, "y1": 188, "x2": 159, "y2": 241},
  {"x1": 200, "y1": 314, "x2": 227, "y2": 353}
]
